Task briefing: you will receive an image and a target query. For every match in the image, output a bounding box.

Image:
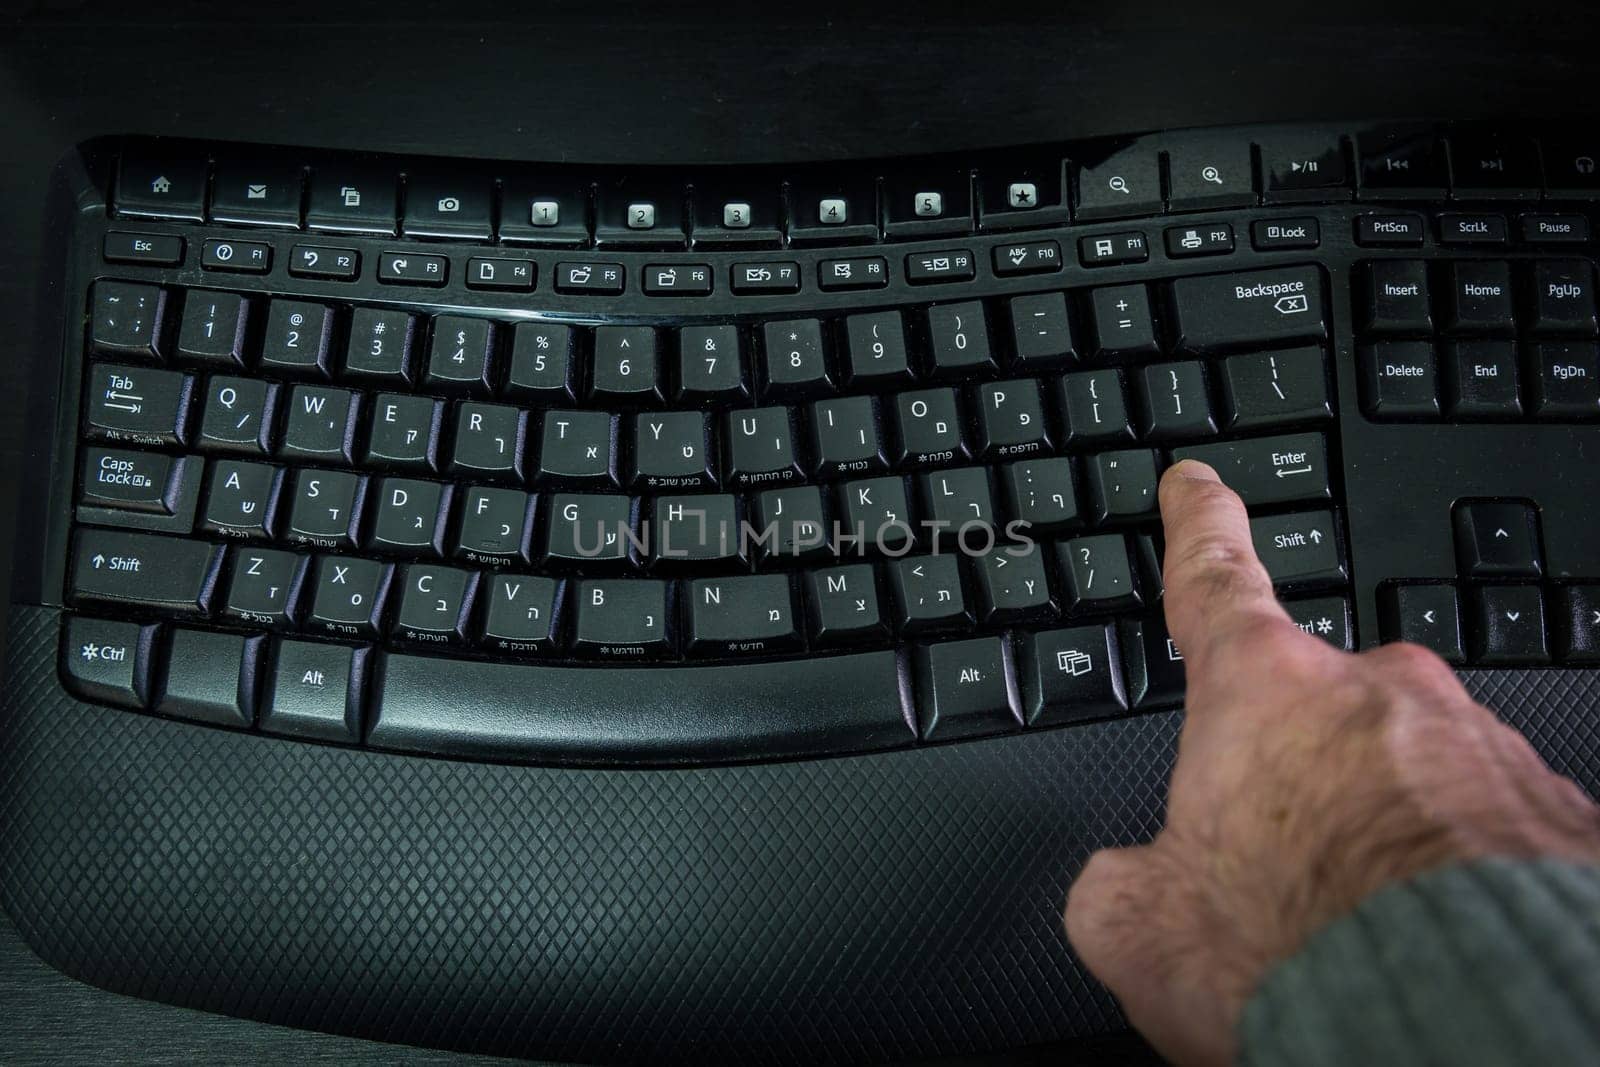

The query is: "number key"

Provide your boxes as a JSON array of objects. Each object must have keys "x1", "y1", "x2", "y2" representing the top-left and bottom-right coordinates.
[
  {"x1": 260, "y1": 299, "x2": 334, "y2": 377},
  {"x1": 677, "y1": 324, "x2": 746, "y2": 401},
  {"x1": 425, "y1": 315, "x2": 494, "y2": 394},
  {"x1": 344, "y1": 307, "x2": 416, "y2": 384},
  {"x1": 926, "y1": 301, "x2": 995, "y2": 375},
  {"x1": 591, "y1": 326, "x2": 661, "y2": 403},
  {"x1": 507, "y1": 323, "x2": 575, "y2": 403},
  {"x1": 761, "y1": 319, "x2": 832, "y2": 398},
  {"x1": 176, "y1": 290, "x2": 251, "y2": 367},
  {"x1": 843, "y1": 311, "x2": 911, "y2": 385}
]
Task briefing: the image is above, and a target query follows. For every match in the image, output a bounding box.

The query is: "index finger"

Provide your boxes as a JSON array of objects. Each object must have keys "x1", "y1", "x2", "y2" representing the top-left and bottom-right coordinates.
[{"x1": 1158, "y1": 460, "x2": 1297, "y2": 674}]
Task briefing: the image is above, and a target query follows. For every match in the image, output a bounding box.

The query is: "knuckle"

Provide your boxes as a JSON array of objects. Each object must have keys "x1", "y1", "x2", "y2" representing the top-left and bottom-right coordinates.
[
  {"x1": 1370, "y1": 641, "x2": 1458, "y2": 686},
  {"x1": 1171, "y1": 534, "x2": 1269, "y2": 599}
]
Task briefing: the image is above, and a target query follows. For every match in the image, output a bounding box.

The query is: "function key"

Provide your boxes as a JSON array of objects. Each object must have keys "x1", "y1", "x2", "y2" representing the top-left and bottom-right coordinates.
[
  {"x1": 377, "y1": 250, "x2": 449, "y2": 287},
  {"x1": 1078, "y1": 231, "x2": 1149, "y2": 266},
  {"x1": 402, "y1": 172, "x2": 493, "y2": 240},
  {"x1": 1357, "y1": 127, "x2": 1448, "y2": 198},
  {"x1": 104, "y1": 231, "x2": 184, "y2": 266},
  {"x1": 1165, "y1": 141, "x2": 1255, "y2": 211},
  {"x1": 818, "y1": 256, "x2": 888, "y2": 291},
  {"x1": 642, "y1": 263, "x2": 711, "y2": 295},
  {"x1": 788, "y1": 177, "x2": 879, "y2": 245},
  {"x1": 1164, "y1": 223, "x2": 1234, "y2": 257},
  {"x1": 906, "y1": 249, "x2": 976, "y2": 284},
  {"x1": 1250, "y1": 217, "x2": 1320, "y2": 250},
  {"x1": 499, "y1": 175, "x2": 593, "y2": 246},
  {"x1": 1447, "y1": 136, "x2": 1540, "y2": 200},
  {"x1": 1438, "y1": 213, "x2": 1508, "y2": 245},
  {"x1": 115, "y1": 149, "x2": 206, "y2": 222},
  {"x1": 731, "y1": 260, "x2": 801, "y2": 294},
  {"x1": 1075, "y1": 146, "x2": 1162, "y2": 221},
  {"x1": 1541, "y1": 138, "x2": 1600, "y2": 199},
  {"x1": 977, "y1": 158, "x2": 1071, "y2": 230},
  {"x1": 595, "y1": 180, "x2": 688, "y2": 248},
  {"x1": 1259, "y1": 137, "x2": 1350, "y2": 203},
  {"x1": 202, "y1": 238, "x2": 272, "y2": 273},
  {"x1": 991, "y1": 239, "x2": 1062, "y2": 276},
  {"x1": 884, "y1": 170, "x2": 974, "y2": 239},
  {"x1": 306, "y1": 164, "x2": 399, "y2": 235},
  {"x1": 689, "y1": 182, "x2": 784, "y2": 248},
  {"x1": 289, "y1": 244, "x2": 360, "y2": 280},
  {"x1": 1356, "y1": 212, "x2": 1426, "y2": 246},
  {"x1": 465, "y1": 256, "x2": 536, "y2": 291},
  {"x1": 1520, "y1": 213, "x2": 1590, "y2": 243},
  {"x1": 210, "y1": 160, "x2": 304, "y2": 228},
  {"x1": 554, "y1": 261, "x2": 624, "y2": 295}
]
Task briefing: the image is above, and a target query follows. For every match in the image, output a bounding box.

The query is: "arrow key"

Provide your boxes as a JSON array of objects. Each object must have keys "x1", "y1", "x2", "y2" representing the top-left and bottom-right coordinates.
[
  {"x1": 1380, "y1": 583, "x2": 1463, "y2": 663},
  {"x1": 1558, "y1": 585, "x2": 1600, "y2": 665},
  {"x1": 1453, "y1": 499, "x2": 1541, "y2": 577},
  {"x1": 1471, "y1": 585, "x2": 1549, "y2": 665}
]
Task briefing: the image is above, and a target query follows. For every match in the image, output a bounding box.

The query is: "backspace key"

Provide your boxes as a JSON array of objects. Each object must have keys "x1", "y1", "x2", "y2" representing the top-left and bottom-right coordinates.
[{"x1": 1170, "y1": 266, "x2": 1327, "y2": 353}]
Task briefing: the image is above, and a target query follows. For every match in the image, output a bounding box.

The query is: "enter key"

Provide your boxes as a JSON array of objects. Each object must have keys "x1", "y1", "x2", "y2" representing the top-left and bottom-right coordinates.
[{"x1": 1171, "y1": 433, "x2": 1330, "y2": 506}]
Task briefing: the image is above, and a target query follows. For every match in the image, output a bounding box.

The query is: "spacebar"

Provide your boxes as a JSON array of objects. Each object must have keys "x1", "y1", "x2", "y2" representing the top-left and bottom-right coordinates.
[{"x1": 370, "y1": 651, "x2": 913, "y2": 764}]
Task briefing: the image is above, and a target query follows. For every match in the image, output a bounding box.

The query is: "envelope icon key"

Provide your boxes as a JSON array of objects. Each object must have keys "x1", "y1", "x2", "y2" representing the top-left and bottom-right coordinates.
[{"x1": 246, "y1": 183, "x2": 268, "y2": 199}]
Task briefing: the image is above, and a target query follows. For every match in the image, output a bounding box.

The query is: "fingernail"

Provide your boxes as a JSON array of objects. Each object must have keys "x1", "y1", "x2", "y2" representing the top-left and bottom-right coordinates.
[{"x1": 1166, "y1": 459, "x2": 1219, "y2": 483}]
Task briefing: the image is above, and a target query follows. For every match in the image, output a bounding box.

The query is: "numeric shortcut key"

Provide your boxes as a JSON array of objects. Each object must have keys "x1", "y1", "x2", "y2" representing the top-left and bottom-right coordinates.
[
  {"x1": 592, "y1": 326, "x2": 661, "y2": 403},
  {"x1": 761, "y1": 319, "x2": 831, "y2": 397},
  {"x1": 176, "y1": 291, "x2": 251, "y2": 367},
  {"x1": 343, "y1": 307, "x2": 416, "y2": 383},
  {"x1": 677, "y1": 324, "x2": 746, "y2": 400},
  {"x1": 926, "y1": 301, "x2": 995, "y2": 375},
  {"x1": 426, "y1": 315, "x2": 494, "y2": 394},
  {"x1": 844, "y1": 312, "x2": 911, "y2": 385}
]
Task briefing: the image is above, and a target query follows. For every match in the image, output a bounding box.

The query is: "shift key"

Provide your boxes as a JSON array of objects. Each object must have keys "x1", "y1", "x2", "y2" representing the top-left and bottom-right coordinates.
[
  {"x1": 70, "y1": 529, "x2": 223, "y2": 617},
  {"x1": 1171, "y1": 433, "x2": 1329, "y2": 506},
  {"x1": 1170, "y1": 266, "x2": 1326, "y2": 353},
  {"x1": 1249, "y1": 510, "x2": 1346, "y2": 587}
]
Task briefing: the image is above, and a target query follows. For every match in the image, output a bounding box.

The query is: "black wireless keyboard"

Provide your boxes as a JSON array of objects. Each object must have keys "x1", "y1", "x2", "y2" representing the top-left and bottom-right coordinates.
[{"x1": 50, "y1": 124, "x2": 1600, "y2": 768}]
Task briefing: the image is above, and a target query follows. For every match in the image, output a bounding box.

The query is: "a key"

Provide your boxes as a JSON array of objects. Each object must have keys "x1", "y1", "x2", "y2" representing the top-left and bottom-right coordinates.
[
  {"x1": 90, "y1": 281, "x2": 166, "y2": 360},
  {"x1": 1058, "y1": 369, "x2": 1135, "y2": 446},
  {"x1": 85, "y1": 363, "x2": 192, "y2": 446},
  {"x1": 843, "y1": 311, "x2": 911, "y2": 385},
  {"x1": 480, "y1": 573, "x2": 561, "y2": 651},
  {"x1": 455, "y1": 486, "x2": 533, "y2": 563},
  {"x1": 650, "y1": 493, "x2": 742, "y2": 566},
  {"x1": 369, "y1": 478, "x2": 449, "y2": 555},
  {"x1": 536, "y1": 409, "x2": 616, "y2": 486},
  {"x1": 425, "y1": 315, "x2": 494, "y2": 394},
  {"x1": 1059, "y1": 533, "x2": 1140, "y2": 612},
  {"x1": 926, "y1": 301, "x2": 995, "y2": 375},
  {"x1": 393, "y1": 564, "x2": 476, "y2": 645},
  {"x1": 449, "y1": 402, "x2": 526, "y2": 480},
  {"x1": 200, "y1": 459, "x2": 281, "y2": 539},
  {"x1": 506, "y1": 322, "x2": 575, "y2": 403},
  {"x1": 69, "y1": 529, "x2": 222, "y2": 617},
  {"x1": 888, "y1": 554, "x2": 970, "y2": 633},
  {"x1": 281, "y1": 385, "x2": 359, "y2": 463},
  {"x1": 751, "y1": 485, "x2": 829, "y2": 562},
  {"x1": 914, "y1": 637, "x2": 1016, "y2": 739},
  {"x1": 676, "y1": 324, "x2": 746, "y2": 401},
  {"x1": 573, "y1": 579, "x2": 672, "y2": 656},
  {"x1": 1220, "y1": 347, "x2": 1331, "y2": 429},
  {"x1": 806, "y1": 564, "x2": 888, "y2": 644},
  {"x1": 919, "y1": 466, "x2": 995, "y2": 540},
  {"x1": 1085, "y1": 449, "x2": 1160, "y2": 522},
  {"x1": 261, "y1": 640, "x2": 367, "y2": 743},
  {"x1": 544, "y1": 493, "x2": 634, "y2": 566},
  {"x1": 1471, "y1": 585, "x2": 1549, "y2": 665},
  {"x1": 592, "y1": 325, "x2": 661, "y2": 403},
  {"x1": 891, "y1": 387, "x2": 965, "y2": 464},
  {"x1": 198, "y1": 375, "x2": 276, "y2": 454},
  {"x1": 631, "y1": 411, "x2": 713, "y2": 488},
  {"x1": 1380, "y1": 583, "x2": 1464, "y2": 663},
  {"x1": 726, "y1": 406, "x2": 802, "y2": 486},
  {"x1": 811, "y1": 395, "x2": 885, "y2": 476},
  {"x1": 176, "y1": 290, "x2": 251, "y2": 367},
  {"x1": 222, "y1": 547, "x2": 306, "y2": 628},
  {"x1": 1019, "y1": 625, "x2": 1127, "y2": 726},
  {"x1": 1090, "y1": 284, "x2": 1159, "y2": 358},
  {"x1": 343, "y1": 307, "x2": 416, "y2": 383},
  {"x1": 974, "y1": 543, "x2": 1053, "y2": 623},
  {"x1": 285, "y1": 469, "x2": 365, "y2": 549},
  {"x1": 974, "y1": 379, "x2": 1050, "y2": 457},
  {"x1": 365, "y1": 393, "x2": 441, "y2": 471},
  {"x1": 1009, "y1": 292, "x2": 1075, "y2": 367},
  {"x1": 307, "y1": 555, "x2": 393, "y2": 639},
  {"x1": 1002, "y1": 457, "x2": 1080, "y2": 535},
  {"x1": 761, "y1": 319, "x2": 832, "y2": 398},
  {"x1": 157, "y1": 628, "x2": 263, "y2": 728},
  {"x1": 1136, "y1": 360, "x2": 1216, "y2": 439},
  {"x1": 837, "y1": 476, "x2": 915, "y2": 554},
  {"x1": 687, "y1": 574, "x2": 801, "y2": 655},
  {"x1": 260, "y1": 299, "x2": 335, "y2": 378}
]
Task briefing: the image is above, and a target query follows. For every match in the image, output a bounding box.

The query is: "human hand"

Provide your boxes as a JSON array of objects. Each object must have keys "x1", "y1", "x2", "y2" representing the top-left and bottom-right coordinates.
[{"x1": 1062, "y1": 460, "x2": 1600, "y2": 1067}]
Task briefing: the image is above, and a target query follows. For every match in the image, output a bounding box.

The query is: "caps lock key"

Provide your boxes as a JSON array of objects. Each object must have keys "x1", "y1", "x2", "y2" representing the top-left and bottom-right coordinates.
[{"x1": 1170, "y1": 266, "x2": 1327, "y2": 353}]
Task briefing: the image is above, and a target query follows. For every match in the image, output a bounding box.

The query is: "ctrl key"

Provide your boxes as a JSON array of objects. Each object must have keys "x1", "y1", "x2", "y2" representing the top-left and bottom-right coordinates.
[
  {"x1": 262, "y1": 640, "x2": 369, "y2": 743},
  {"x1": 61, "y1": 616, "x2": 158, "y2": 708}
]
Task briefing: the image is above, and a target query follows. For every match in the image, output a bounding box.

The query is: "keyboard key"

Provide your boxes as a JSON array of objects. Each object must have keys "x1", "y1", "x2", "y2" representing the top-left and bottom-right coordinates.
[
  {"x1": 200, "y1": 459, "x2": 282, "y2": 539},
  {"x1": 1380, "y1": 583, "x2": 1464, "y2": 663},
  {"x1": 480, "y1": 573, "x2": 561, "y2": 651},
  {"x1": 889, "y1": 554, "x2": 969, "y2": 633},
  {"x1": 1558, "y1": 586, "x2": 1600, "y2": 665},
  {"x1": 1002, "y1": 457, "x2": 1080, "y2": 535},
  {"x1": 1361, "y1": 341, "x2": 1440, "y2": 419},
  {"x1": 369, "y1": 478, "x2": 449, "y2": 556},
  {"x1": 1530, "y1": 343, "x2": 1599, "y2": 418},
  {"x1": 760, "y1": 319, "x2": 831, "y2": 397},
  {"x1": 1089, "y1": 284, "x2": 1158, "y2": 358},
  {"x1": 281, "y1": 385, "x2": 359, "y2": 463},
  {"x1": 343, "y1": 307, "x2": 416, "y2": 383},
  {"x1": 507, "y1": 323, "x2": 576, "y2": 403},
  {"x1": 1078, "y1": 231, "x2": 1150, "y2": 266},
  {"x1": 426, "y1": 315, "x2": 495, "y2": 394},
  {"x1": 377, "y1": 250, "x2": 448, "y2": 286},
  {"x1": 1355, "y1": 212, "x2": 1427, "y2": 246},
  {"x1": 1135, "y1": 361, "x2": 1215, "y2": 439},
  {"x1": 1522, "y1": 214, "x2": 1590, "y2": 243},
  {"x1": 1166, "y1": 142, "x2": 1254, "y2": 210},
  {"x1": 914, "y1": 637, "x2": 1016, "y2": 740},
  {"x1": 211, "y1": 160, "x2": 302, "y2": 227},
  {"x1": 116, "y1": 150, "x2": 206, "y2": 221},
  {"x1": 1445, "y1": 261, "x2": 1515, "y2": 334},
  {"x1": 1248, "y1": 510, "x2": 1345, "y2": 586},
  {"x1": 1453, "y1": 499, "x2": 1541, "y2": 577},
  {"x1": 1259, "y1": 138, "x2": 1348, "y2": 202},
  {"x1": 1443, "y1": 341, "x2": 1521, "y2": 418},
  {"x1": 1058, "y1": 369, "x2": 1135, "y2": 446},
  {"x1": 1019, "y1": 624, "x2": 1127, "y2": 725},
  {"x1": 262, "y1": 640, "x2": 368, "y2": 743},
  {"x1": 806, "y1": 564, "x2": 888, "y2": 644},
  {"x1": 726, "y1": 407, "x2": 802, "y2": 486},
  {"x1": 919, "y1": 466, "x2": 996, "y2": 539},
  {"x1": 1076, "y1": 149, "x2": 1162, "y2": 220},
  {"x1": 176, "y1": 291, "x2": 250, "y2": 367},
  {"x1": 751, "y1": 487, "x2": 829, "y2": 562},
  {"x1": 1529, "y1": 260, "x2": 1599, "y2": 335},
  {"x1": 1164, "y1": 223, "x2": 1235, "y2": 257},
  {"x1": 78, "y1": 447, "x2": 176, "y2": 513},
  {"x1": 85, "y1": 363, "x2": 191, "y2": 446},
  {"x1": 90, "y1": 281, "x2": 167, "y2": 360},
  {"x1": 222, "y1": 547, "x2": 306, "y2": 628},
  {"x1": 651, "y1": 494, "x2": 741, "y2": 567},
  {"x1": 260, "y1": 300, "x2": 336, "y2": 378},
  {"x1": 632, "y1": 411, "x2": 714, "y2": 488},
  {"x1": 1359, "y1": 128, "x2": 1448, "y2": 196},
  {"x1": 1084, "y1": 449, "x2": 1160, "y2": 523},
  {"x1": 285, "y1": 469, "x2": 365, "y2": 549},
  {"x1": 449, "y1": 403, "x2": 525, "y2": 480},
  {"x1": 1250, "y1": 218, "x2": 1321, "y2": 250},
  {"x1": 1220, "y1": 347, "x2": 1331, "y2": 430},
  {"x1": 402, "y1": 174, "x2": 492, "y2": 239},
  {"x1": 731, "y1": 260, "x2": 801, "y2": 294},
  {"x1": 537, "y1": 410, "x2": 616, "y2": 486},
  {"x1": 838, "y1": 476, "x2": 915, "y2": 554},
  {"x1": 393, "y1": 564, "x2": 476, "y2": 645},
  {"x1": 1285, "y1": 596, "x2": 1353, "y2": 650},
  {"x1": 555, "y1": 261, "x2": 625, "y2": 295},
  {"x1": 677, "y1": 324, "x2": 746, "y2": 400},
  {"x1": 199, "y1": 376, "x2": 277, "y2": 455},
  {"x1": 455, "y1": 487, "x2": 533, "y2": 564},
  {"x1": 1449, "y1": 136, "x2": 1540, "y2": 199},
  {"x1": 991, "y1": 240, "x2": 1063, "y2": 277},
  {"x1": 1170, "y1": 433, "x2": 1330, "y2": 507},
  {"x1": 1059, "y1": 534, "x2": 1139, "y2": 613},
  {"x1": 307, "y1": 556, "x2": 393, "y2": 639},
  {"x1": 688, "y1": 574, "x2": 801, "y2": 655},
  {"x1": 365, "y1": 394, "x2": 442, "y2": 471},
  {"x1": 1008, "y1": 292, "x2": 1074, "y2": 367},
  {"x1": 1362, "y1": 260, "x2": 1432, "y2": 333},
  {"x1": 974, "y1": 379, "x2": 1049, "y2": 458},
  {"x1": 592, "y1": 326, "x2": 662, "y2": 403},
  {"x1": 891, "y1": 388, "x2": 965, "y2": 464},
  {"x1": 545, "y1": 493, "x2": 633, "y2": 566},
  {"x1": 466, "y1": 256, "x2": 535, "y2": 291},
  {"x1": 200, "y1": 238, "x2": 271, "y2": 273},
  {"x1": 157, "y1": 628, "x2": 263, "y2": 728},
  {"x1": 1170, "y1": 266, "x2": 1326, "y2": 353},
  {"x1": 70, "y1": 529, "x2": 222, "y2": 617},
  {"x1": 926, "y1": 301, "x2": 995, "y2": 375},
  {"x1": 974, "y1": 543, "x2": 1053, "y2": 624},
  {"x1": 811, "y1": 396, "x2": 885, "y2": 475},
  {"x1": 906, "y1": 249, "x2": 975, "y2": 285},
  {"x1": 843, "y1": 312, "x2": 911, "y2": 385},
  {"x1": 573, "y1": 580, "x2": 672, "y2": 657},
  {"x1": 1438, "y1": 213, "x2": 1507, "y2": 245},
  {"x1": 289, "y1": 245, "x2": 360, "y2": 280},
  {"x1": 1471, "y1": 585, "x2": 1549, "y2": 665},
  {"x1": 62, "y1": 616, "x2": 155, "y2": 708},
  {"x1": 1119, "y1": 614, "x2": 1187, "y2": 709}
]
